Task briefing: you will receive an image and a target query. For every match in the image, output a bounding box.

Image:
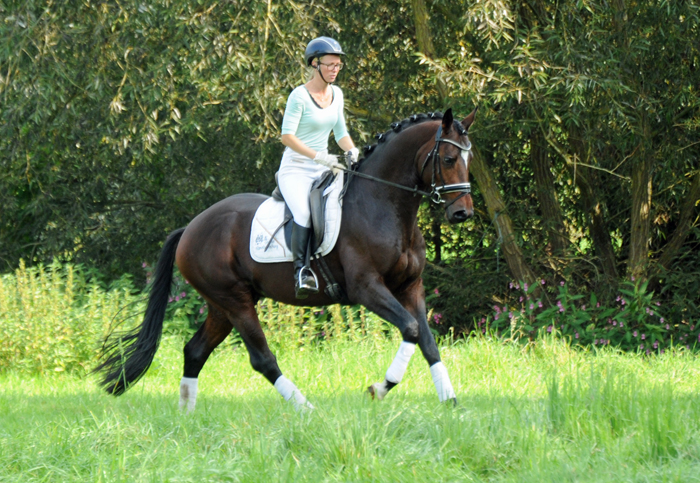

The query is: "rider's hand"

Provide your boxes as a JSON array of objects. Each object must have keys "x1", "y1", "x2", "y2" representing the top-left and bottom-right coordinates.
[
  {"x1": 313, "y1": 151, "x2": 339, "y2": 168},
  {"x1": 347, "y1": 147, "x2": 359, "y2": 165},
  {"x1": 313, "y1": 151, "x2": 345, "y2": 175}
]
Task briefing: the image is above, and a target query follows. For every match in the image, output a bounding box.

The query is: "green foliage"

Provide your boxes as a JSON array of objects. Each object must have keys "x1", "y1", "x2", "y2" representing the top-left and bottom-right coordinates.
[
  {"x1": 0, "y1": 259, "x2": 140, "y2": 373},
  {"x1": 1, "y1": 0, "x2": 698, "y2": 335},
  {"x1": 0, "y1": 261, "x2": 397, "y2": 374},
  {"x1": 488, "y1": 278, "x2": 699, "y2": 353}
]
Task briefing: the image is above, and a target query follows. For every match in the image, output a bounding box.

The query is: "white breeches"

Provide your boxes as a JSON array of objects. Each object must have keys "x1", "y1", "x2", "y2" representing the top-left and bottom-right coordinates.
[{"x1": 277, "y1": 149, "x2": 330, "y2": 227}]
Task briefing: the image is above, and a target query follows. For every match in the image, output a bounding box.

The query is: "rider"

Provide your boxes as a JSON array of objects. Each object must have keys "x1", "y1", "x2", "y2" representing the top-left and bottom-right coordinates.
[{"x1": 278, "y1": 36, "x2": 359, "y2": 299}]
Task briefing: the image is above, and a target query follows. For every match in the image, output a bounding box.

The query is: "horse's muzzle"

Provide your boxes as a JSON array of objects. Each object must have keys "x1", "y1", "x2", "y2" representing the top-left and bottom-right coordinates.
[{"x1": 447, "y1": 208, "x2": 473, "y2": 223}]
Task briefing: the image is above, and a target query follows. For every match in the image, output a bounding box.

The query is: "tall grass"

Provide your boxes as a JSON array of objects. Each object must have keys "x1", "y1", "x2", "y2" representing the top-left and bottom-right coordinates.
[
  {"x1": 2, "y1": 337, "x2": 700, "y2": 482},
  {"x1": 3, "y1": 262, "x2": 700, "y2": 481},
  {"x1": 0, "y1": 261, "x2": 398, "y2": 375}
]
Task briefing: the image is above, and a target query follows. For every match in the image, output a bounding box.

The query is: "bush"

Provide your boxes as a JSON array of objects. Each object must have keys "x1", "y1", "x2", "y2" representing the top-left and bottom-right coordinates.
[{"x1": 488, "y1": 278, "x2": 699, "y2": 353}]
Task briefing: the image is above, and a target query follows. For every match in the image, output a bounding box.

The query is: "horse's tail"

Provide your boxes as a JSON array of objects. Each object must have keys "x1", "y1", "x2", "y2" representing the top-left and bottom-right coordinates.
[{"x1": 94, "y1": 228, "x2": 186, "y2": 395}]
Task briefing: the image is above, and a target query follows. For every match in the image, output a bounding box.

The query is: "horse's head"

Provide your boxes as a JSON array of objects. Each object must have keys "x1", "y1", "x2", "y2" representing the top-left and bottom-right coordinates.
[{"x1": 420, "y1": 108, "x2": 476, "y2": 223}]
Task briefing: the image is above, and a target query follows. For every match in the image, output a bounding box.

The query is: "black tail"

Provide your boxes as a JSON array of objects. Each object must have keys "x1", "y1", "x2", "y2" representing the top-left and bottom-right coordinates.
[{"x1": 94, "y1": 228, "x2": 186, "y2": 395}]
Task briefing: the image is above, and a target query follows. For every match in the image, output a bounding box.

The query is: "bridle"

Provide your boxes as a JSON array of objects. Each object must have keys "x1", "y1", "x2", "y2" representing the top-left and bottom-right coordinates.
[
  {"x1": 340, "y1": 121, "x2": 472, "y2": 210},
  {"x1": 420, "y1": 123, "x2": 472, "y2": 206}
]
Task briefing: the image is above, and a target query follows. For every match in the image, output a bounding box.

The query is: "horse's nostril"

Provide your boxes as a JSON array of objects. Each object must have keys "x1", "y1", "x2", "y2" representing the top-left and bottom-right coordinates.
[{"x1": 452, "y1": 210, "x2": 468, "y2": 222}]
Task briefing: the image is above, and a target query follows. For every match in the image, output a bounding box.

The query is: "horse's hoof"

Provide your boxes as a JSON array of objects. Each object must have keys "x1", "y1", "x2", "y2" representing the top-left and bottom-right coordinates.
[{"x1": 367, "y1": 382, "x2": 387, "y2": 400}]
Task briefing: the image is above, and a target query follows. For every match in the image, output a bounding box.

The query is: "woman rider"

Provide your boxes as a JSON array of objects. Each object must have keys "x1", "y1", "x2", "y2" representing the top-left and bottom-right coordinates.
[{"x1": 278, "y1": 37, "x2": 359, "y2": 299}]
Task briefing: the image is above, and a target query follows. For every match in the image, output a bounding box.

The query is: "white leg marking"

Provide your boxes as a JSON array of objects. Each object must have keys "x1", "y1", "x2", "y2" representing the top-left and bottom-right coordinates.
[
  {"x1": 385, "y1": 341, "x2": 416, "y2": 384},
  {"x1": 430, "y1": 362, "x2": 456, "y2": 402},
  {"x1": 274, "y1": 375, "x2": 314, "y2": 411},
  {"x1": 179, "y1": 377, "x2": 198, "y2": 413}
]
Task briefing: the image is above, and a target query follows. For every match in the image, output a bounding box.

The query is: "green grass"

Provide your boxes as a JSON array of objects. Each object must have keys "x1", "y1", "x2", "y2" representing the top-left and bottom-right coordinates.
[{"x1": 3, "y1": 334, "x2": 700, "y2": 482}]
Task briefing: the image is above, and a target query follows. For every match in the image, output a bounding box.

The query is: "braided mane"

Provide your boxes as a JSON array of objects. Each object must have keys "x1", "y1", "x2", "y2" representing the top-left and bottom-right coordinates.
[
  {"x1": 360, "y1": 112, "x2": 441, "y2": 162},
  {"x1": 359, "y1": 111, "x2": 467, "y2": 163}
]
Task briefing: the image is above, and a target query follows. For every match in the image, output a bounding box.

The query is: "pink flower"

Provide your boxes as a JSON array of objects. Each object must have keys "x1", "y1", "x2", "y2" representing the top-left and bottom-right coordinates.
[
  {"x1": 180, "y1": 292, "x2": 186, "y2": 298},
  {"x1": 641, "y1": 333, "x2": 646, "y2": 340},
  {"x1": 560, "y1": 281, "x2": 565, "y2": 286},
  {"x1": 199, "y1": 306, "x2": 205, "y2": 314},
  {"x1": 434, "y1": 288, "x2": 439, "y2": 295},
  {"x1": 541, "y1": 279, "x2": 546, "y2": 285},
  {"x1": 142, "y1": 262, "x2": 147, "y2": 268},
  {"x1": 523, "y1": 283, "x2": 529, "y2": 291}
]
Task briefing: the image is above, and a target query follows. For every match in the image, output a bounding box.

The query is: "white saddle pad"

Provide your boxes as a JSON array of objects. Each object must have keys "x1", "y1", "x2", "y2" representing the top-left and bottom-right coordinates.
[{"x1": 250, "y1": 173, "x2": 344, "y2": 263}]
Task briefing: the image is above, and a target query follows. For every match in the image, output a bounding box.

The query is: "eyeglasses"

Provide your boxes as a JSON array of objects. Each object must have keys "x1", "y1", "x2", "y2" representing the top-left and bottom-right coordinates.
[{"x1": 318, "y1": 62, "x2": 344, "y2": 71}]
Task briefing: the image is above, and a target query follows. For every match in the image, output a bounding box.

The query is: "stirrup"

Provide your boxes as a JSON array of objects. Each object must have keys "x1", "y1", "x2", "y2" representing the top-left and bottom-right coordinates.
[{"x1": 295, "y1": 267, "x2": 319, "y2": 299}]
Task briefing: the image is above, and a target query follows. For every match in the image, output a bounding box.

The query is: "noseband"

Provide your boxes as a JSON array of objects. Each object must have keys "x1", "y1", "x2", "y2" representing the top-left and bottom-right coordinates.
[{"x1": 420, "y1": 124, "x2": 472, "y2": 208}]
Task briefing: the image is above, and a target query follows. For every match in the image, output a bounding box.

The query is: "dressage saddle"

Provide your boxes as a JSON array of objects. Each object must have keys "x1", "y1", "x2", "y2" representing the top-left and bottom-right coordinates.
[{"x1": 268, "y1": 170, "x2": 337, "y2": 260}]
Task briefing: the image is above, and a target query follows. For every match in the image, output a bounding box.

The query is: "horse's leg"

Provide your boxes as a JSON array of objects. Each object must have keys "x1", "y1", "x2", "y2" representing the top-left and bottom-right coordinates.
[
  {"x1": 180, "y1": 304, "x2": 232, "y2": 412},
  {"x1": 395, "y1": 280, "x2": 457, "y2": 404},
  {"x1": 230, "y1": 300, "x2": 314, "y2": 411},
  {"x1": 345, "y1": 273, "x2": 424, "y2": 401}
]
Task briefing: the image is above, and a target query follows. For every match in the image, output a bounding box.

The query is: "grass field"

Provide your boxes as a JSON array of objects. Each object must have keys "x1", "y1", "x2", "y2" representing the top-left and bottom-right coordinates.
[{"x1": 3, "y1": 334, "x2": 700, "y2": 482}]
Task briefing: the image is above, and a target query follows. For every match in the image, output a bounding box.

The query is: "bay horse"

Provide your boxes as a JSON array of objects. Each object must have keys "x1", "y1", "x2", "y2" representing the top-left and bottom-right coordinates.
[{"x1": 96, "y1": 108, "x2": 476, "y2": 411}]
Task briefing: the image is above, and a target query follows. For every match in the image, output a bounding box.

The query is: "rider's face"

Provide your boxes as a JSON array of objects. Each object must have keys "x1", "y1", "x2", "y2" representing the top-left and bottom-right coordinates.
[{"x1": 315, "y1": 55, "x2": 342, "y2": 82}]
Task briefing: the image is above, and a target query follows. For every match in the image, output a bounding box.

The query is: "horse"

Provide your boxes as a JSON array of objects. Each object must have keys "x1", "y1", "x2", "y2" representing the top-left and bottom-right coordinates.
[{"x1": 95, "y1": 108, "x2": 476, "y2": 411}]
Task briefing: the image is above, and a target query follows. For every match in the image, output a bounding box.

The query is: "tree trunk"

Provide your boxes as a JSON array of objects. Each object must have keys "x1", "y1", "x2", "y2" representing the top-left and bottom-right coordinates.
[
  {"x1": 410, "y1": 0, "x2": 447, "y2": 102},
  {"x1": 656, "y1": 170, "x2": 700, "y2": 270},
  {"x1": 530, "y1": 130, "x2": 569, "y2": 256},
  {"x1": 628, "y1": 154, "x2": 652, "y2": 279},
  {"x1": 567, "y1": 129, "x2": 619, "y2": 280},
  {"x1": 471, "y1": 148, "x2": 538, "y2": 286}
]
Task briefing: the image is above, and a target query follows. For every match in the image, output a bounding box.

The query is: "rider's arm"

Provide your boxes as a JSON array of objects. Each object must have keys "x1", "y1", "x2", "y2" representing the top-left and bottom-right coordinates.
[
  {"x1": 281, "y1": 134, "x2": 318, "y2": 159},
  {"x1": 336, "y1": 136, "x2": 355, "y2": 152},
  {"x1": 281, "y1": 88, "x2": 319, "y2": 158}
]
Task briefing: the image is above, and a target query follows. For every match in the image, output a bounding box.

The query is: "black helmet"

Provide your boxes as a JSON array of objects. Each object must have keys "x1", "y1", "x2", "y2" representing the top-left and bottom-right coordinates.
[{"x1": 304, "y1": 37, "x2": 345, "y2": 66}]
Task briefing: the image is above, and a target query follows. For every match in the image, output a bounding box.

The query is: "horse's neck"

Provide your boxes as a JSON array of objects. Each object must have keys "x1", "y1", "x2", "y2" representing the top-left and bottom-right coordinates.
[{"x1": 350, "y1": 125, "x2": 435, "y2": 230}]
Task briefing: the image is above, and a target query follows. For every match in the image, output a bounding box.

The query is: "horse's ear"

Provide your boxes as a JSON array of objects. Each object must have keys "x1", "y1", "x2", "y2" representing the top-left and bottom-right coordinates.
[
  {"x1": 461, "y1": 107, "x2": 477, "y2": 132},
  {"x1": 442, "y1": 108, "x2": 454, "y2": 133}
]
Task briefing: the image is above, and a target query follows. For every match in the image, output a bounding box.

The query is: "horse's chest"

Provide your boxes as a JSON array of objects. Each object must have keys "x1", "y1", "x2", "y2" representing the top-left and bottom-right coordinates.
[{"x1": 386, "y1": 249, "x2": 423, "y2": 288}]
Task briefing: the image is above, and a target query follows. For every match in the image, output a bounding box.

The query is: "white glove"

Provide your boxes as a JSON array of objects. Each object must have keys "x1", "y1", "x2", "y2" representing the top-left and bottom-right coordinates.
[
  {"x1": 313, "y1": 151, "x2": 345, "y2": 175},
  {"x1": 347, "y1": 147, "x2": 359, "y2": 165}
]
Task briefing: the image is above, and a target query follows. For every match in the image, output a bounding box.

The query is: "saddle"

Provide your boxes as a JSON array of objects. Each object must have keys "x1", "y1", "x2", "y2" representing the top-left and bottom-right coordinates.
[{"x1": 268, "y1": 169, "x2": 337, "y2": 255}]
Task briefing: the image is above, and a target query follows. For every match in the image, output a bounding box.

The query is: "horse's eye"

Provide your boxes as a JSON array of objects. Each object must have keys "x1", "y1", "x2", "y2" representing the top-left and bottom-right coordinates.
[{"x1": 443, "y1": 156, "x2": 457, "y2": 165}]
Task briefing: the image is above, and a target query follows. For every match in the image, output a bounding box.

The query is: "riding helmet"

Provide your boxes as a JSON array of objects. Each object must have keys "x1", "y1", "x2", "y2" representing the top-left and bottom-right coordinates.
[{"x1": 304, "y1": 37, "x2": 345, "y2": 66}]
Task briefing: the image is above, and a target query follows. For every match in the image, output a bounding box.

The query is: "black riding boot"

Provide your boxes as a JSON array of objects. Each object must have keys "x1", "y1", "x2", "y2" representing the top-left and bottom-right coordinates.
[{"x1": 291, "y1": 223, "x2": 318, "y2": 299}]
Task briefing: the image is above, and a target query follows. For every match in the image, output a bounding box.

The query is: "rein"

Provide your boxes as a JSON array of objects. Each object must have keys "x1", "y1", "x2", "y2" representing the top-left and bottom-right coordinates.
[{"x1": 340, "y1": 122, "x2": 472, "y2": 208}]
